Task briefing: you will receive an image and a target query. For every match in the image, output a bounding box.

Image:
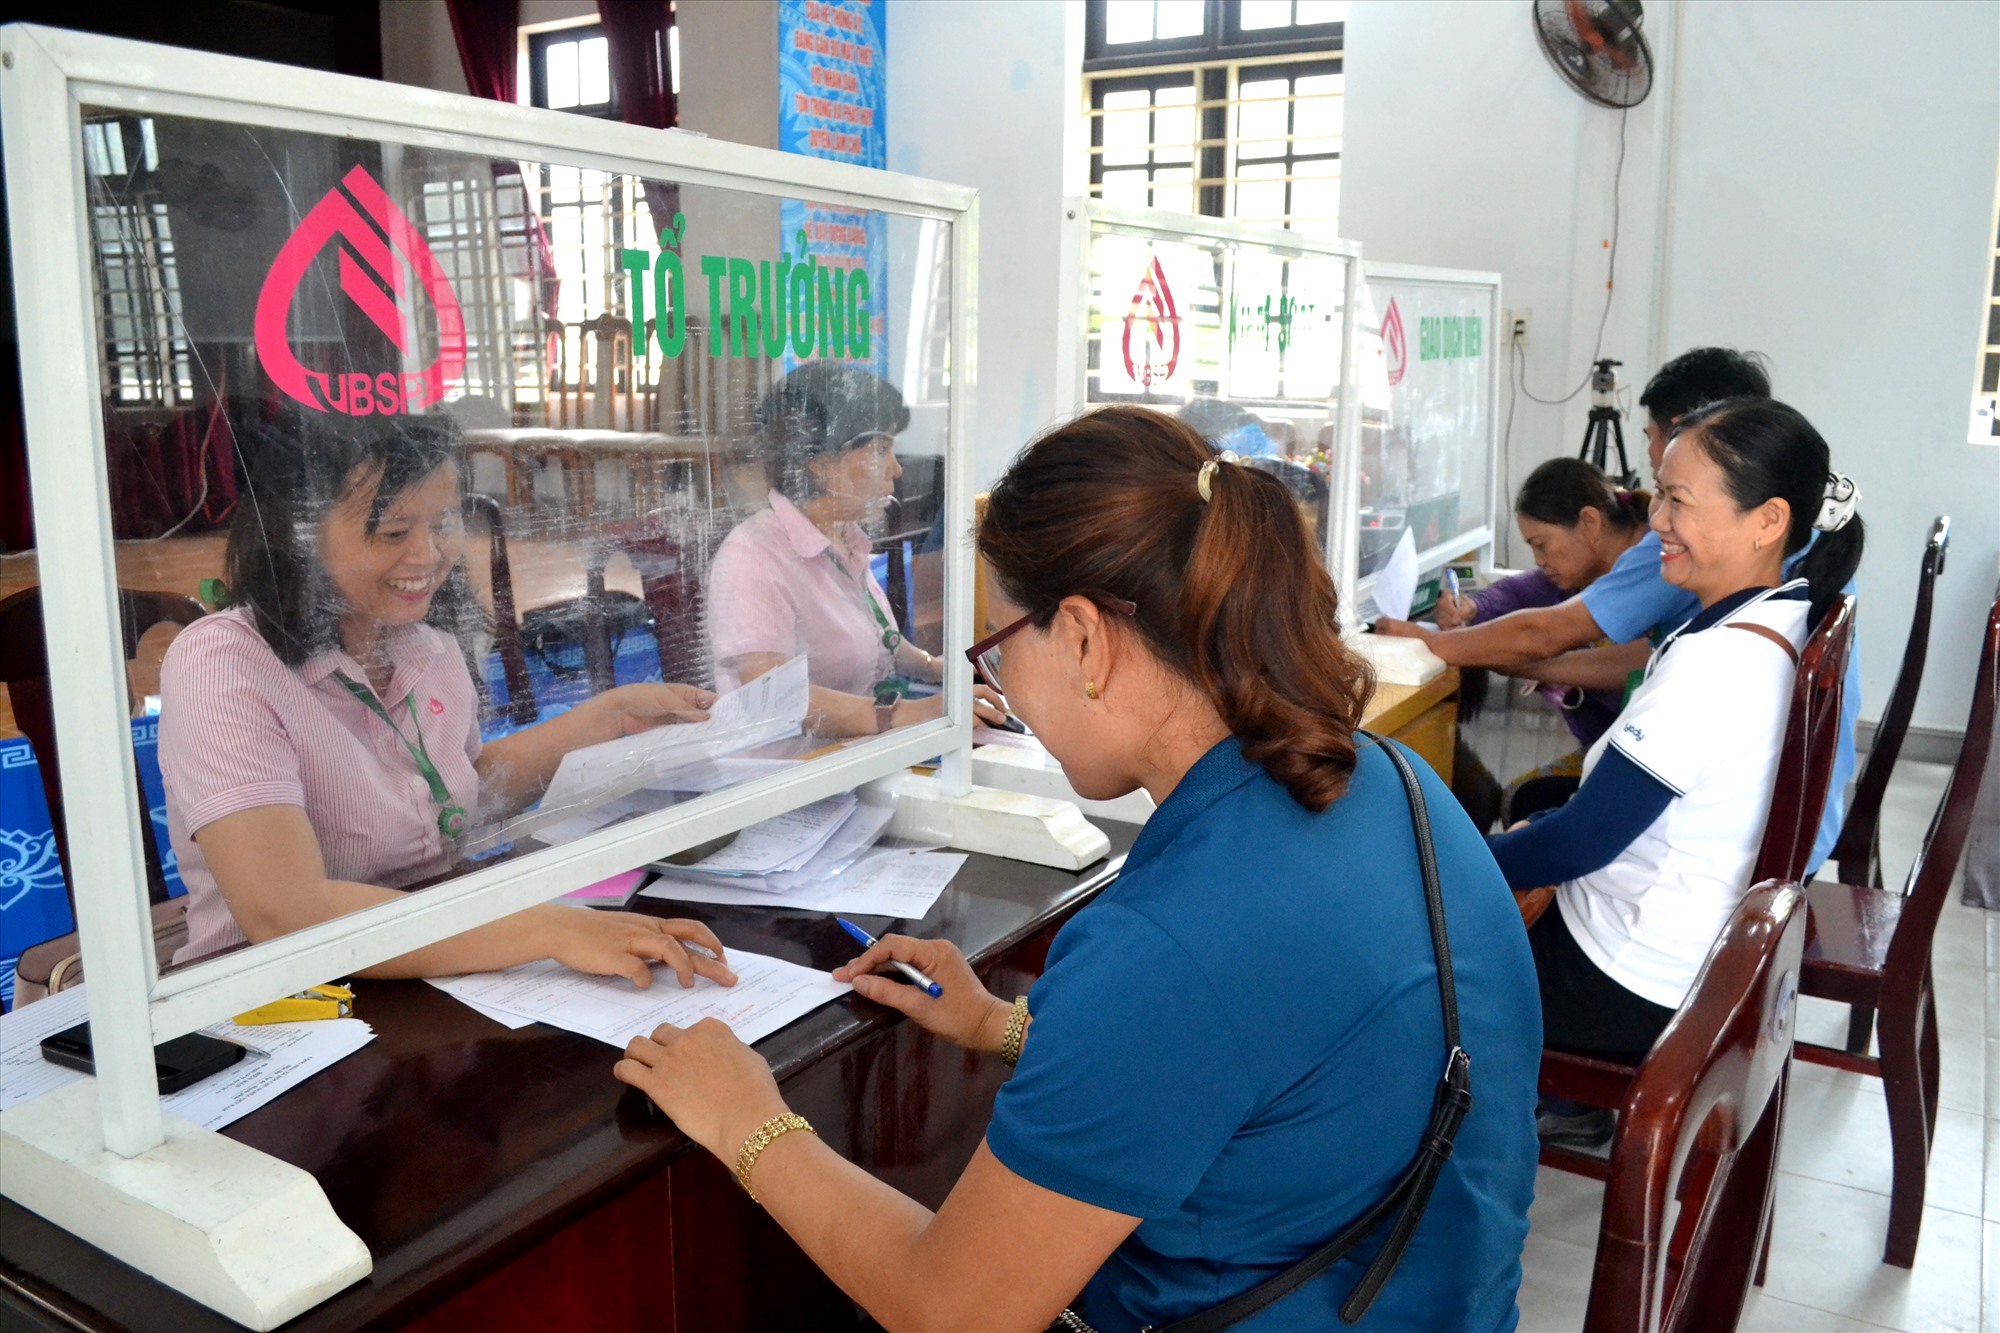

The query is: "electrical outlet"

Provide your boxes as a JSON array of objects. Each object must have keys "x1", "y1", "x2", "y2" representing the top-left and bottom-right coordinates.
[{"x1": 1506, "y1": 309, "x2": 1529, "y2": 349}]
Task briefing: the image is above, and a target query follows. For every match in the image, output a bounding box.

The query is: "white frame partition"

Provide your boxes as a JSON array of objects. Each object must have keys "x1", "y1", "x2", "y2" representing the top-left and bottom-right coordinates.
[
  {"x1": 1057, "y1": 199, "x2": 1365, "y2": 598},
  {"x1": 1352, "y1": 261, "x2": 1503, "y2": 616},
  {"x1": 0, "y1": 23, "x2": 981, "y2": 1158}
]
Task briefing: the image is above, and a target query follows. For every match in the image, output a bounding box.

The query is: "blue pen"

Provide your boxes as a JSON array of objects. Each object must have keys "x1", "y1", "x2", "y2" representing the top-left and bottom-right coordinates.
[
  {"x1": 836, "y1": 918, "x2": 944, "y2": 998},
  {"x1": 1446, "y1": 568, "x2": 1462, "y2": 603}
]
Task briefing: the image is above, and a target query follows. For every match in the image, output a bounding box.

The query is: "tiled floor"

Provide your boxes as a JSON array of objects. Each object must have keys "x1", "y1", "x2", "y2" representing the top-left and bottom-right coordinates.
[{"x1": 1513, "y1": 757, "x2": 1992, "y2": 1332}]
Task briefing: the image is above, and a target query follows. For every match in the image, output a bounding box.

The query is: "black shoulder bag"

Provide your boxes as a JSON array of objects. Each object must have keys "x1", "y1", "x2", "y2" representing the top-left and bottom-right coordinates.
[{"x1": 1055, "y1": 737, "x2": 1475, "y2": 1333}]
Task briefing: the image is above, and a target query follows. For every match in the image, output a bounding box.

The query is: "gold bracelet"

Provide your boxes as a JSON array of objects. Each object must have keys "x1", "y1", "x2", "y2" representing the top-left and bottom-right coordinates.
[
  {"x1": 734, "y1": 1112, "x2": 817, "y2": 1202},
  {"x1": 999, "y1": 995, "x2": 1031, "y2": 1067}
]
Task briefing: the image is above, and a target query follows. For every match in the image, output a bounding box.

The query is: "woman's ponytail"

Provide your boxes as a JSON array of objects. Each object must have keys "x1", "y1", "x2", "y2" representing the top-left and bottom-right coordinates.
[{"x1": 980, "y1": 407, "x2": 1374, "y2": 813}]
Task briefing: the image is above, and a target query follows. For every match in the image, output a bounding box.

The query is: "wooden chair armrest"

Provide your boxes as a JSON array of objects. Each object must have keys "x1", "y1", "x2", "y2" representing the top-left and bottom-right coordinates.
[{"x1": 1516, "y1": 886, "x2": 1555, "y2": 930}]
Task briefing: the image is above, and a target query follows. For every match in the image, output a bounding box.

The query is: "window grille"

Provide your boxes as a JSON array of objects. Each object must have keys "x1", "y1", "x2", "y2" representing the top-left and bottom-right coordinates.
[
  {"x1": 1977, "y1": 166, "x2": 1999, "y2": 445},
  {"x1": 83, "y1": 117, "x2": 195, "y2": 407},
  {"x1": 1084, "y1": 2, "x2": 1344, "y2": 233}
]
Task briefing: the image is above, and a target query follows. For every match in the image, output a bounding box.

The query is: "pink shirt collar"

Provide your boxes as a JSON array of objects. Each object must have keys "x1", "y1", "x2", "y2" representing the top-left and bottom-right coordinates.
[
  {"x1": 299, "y1": 622, "x2": 448, "y2": 708},
  {"x1": 767, "y1": 490, "x2": 873, "y2": 568}
]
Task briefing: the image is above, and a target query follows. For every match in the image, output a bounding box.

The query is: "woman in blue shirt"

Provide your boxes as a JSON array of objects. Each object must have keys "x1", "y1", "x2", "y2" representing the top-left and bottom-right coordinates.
[{"x1": 614, "y1": 406, "x2": 1541, "y2": 1332}]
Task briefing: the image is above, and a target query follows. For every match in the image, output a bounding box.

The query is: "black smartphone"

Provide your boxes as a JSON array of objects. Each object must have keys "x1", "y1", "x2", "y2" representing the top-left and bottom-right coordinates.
[{"x1": 41, "y1": 1022, "x2": 246, "y2": 1094}]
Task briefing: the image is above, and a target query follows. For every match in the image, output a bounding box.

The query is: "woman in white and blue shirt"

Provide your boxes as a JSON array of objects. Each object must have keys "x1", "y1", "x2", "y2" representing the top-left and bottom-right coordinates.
[{"x1": 1487, "y1": 398, "x2": 1864, "y2": 1065}]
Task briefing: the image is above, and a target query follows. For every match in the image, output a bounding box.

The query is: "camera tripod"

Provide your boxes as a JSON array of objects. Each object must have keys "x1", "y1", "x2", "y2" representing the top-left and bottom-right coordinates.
[{"x1": 1576, "y1": 358, "x2": 1640, "y2": 488}]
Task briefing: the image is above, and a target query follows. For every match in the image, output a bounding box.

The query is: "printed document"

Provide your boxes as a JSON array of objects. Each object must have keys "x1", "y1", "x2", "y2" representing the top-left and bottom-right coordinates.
[
  {"x1": 0, "y1": 985, "x2": 375, "y2": 1129},
  {"x1": 646, "y1": 846, "x2": 967, "y2": 918},
  {"x1": 426, "y1": 946, "x2": 848, "y2": 1048},
  {"x1": 472, "y1": 655, "x2": 810, "y2": 853},
  {"x1": 1374, "y1": 528, "x2": 1420, "y2": 622}
]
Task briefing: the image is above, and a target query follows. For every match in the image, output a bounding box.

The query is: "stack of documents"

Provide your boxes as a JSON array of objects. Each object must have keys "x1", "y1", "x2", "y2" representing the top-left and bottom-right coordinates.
[
  {"x1": 428, "y1": 948, "x2": 848, "y2": 1048},
  {"x1": 472, "y1": 655, "x2": 811, "y2": 854},
  {"x1": 640, "y1": 796, "x2": 968, "y2": 917},
  {"x1": 0, "y1": 985, "x2": 375, "y2": 1130}
]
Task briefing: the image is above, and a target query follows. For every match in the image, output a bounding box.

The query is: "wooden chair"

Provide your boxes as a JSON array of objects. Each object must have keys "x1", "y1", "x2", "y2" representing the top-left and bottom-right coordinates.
[
  {"x1": 1793, "y1": 577, "x2": 2000, "y2": 1267},
  {"x1": 464, "y1": 494, "x2": 538, "y2": 728},
  {"x1": 1, "y1": 587, "x2": 204, "y2": 1002},
  {"x1": 1578, "y1": 881, "x2": 1809, "y2": 1333},
  {"x1": 1536, "y1": 595, "x2": 1847, "y2": 1099},
  {"x1": 1823, "y1": 516, "x2": 1949, "y2": 1055}
]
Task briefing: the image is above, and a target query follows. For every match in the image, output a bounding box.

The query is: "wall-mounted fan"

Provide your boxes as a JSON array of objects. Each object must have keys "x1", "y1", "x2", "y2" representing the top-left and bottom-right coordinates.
[{"x1": 1533, "y1": 0, "x2": 1653, "y2": 109}]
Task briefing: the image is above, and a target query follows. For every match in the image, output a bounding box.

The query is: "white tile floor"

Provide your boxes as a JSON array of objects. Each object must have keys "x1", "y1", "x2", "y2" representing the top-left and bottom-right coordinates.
[{"x1": 1513, "y1": 758, "x2": 1993, "y2": 1332}]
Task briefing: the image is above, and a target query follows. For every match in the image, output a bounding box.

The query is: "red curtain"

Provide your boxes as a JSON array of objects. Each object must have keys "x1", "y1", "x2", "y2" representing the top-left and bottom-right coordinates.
[
  {"x1": 446, "y1": 0, "x2": 521, "y2": 103},
  {"x1": 597, "y1": 1, "x2": 676, "y2": 131}
]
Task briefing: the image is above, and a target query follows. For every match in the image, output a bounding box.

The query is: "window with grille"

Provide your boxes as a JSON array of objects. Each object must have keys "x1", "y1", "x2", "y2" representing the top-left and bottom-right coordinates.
[
  {"x1": 1085, "y1": 1, "x2": 1345, "y2": 233},
  {"x1": 82, "y1": 117, "x2": 195, "y2": 406},
  {"x1": 530, "y1": 25, "x2": 618, "y2": 119}
]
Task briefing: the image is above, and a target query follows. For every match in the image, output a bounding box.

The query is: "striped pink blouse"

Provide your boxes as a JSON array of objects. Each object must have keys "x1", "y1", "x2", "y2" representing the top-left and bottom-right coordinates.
[{"x1": 159, "y1": 608, "x2": 482, "y2": 964}]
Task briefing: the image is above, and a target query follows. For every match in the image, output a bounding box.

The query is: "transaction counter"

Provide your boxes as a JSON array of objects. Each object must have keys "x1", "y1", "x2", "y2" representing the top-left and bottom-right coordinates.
[{"x1": 0, "y1": 825, "x2": 1138, "y2": 1332}]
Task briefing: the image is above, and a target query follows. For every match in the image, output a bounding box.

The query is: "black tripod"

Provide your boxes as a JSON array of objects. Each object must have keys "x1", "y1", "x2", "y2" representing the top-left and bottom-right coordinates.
[{"x1": 1576, "y1": 358, "x2": 1640, "y2": 488}]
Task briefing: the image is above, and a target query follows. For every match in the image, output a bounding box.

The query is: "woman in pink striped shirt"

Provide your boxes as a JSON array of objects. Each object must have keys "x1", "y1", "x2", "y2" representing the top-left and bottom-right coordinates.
[{"x1": 161, "y1": 414, "x2": 734, "y2": 989}]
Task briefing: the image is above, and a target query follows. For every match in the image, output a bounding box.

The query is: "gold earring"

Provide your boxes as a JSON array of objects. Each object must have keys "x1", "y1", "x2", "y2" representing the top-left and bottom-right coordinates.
[{"x1": 1084, "y1": 681, "x2": 1099, "y2": 700}]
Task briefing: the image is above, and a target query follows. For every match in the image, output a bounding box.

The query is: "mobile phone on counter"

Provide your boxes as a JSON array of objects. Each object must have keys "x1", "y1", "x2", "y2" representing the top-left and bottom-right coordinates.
[{"x1": 41, "y1": 1021, "x2": 249, "y2": 1094}]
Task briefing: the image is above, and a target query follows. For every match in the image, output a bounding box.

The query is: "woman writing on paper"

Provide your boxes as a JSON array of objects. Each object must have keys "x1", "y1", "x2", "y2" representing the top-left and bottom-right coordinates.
[
  {"x1": 618, "y1": 406, "x2": 1541, "y2": 1332},
  {"x1": 1482, "y1": 400, "x2": 1863, "y2": 1147},
  {"x1": 708, "y1": 361, "x2": 1006, "y2": 737},
  {"x1": 161, "y1": 413, "x2": 733, "y2": 988}
]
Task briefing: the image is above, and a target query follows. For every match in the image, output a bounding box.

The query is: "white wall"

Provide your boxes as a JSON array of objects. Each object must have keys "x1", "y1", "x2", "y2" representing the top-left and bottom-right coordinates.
[
  {"x1": 884, "y1": 0, "x2": 1083, "y2": 487},
  {"x1": 1343, "y1": 0, "x2": 1998, "y2": 734}
]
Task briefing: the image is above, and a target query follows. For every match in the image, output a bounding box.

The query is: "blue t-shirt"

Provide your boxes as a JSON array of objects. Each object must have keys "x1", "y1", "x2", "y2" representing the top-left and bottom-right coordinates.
[
  {"x1": 1577, "y1": 530, "x2": 1860, "y2": 872},
  {"x1": 987, "y1": 739, "x2": 1541, "y2": 1333}
]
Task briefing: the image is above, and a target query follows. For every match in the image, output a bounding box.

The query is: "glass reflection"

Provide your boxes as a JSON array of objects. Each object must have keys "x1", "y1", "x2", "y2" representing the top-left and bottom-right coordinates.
[{"x1": 4, "y1": 107, "x2": 957, "y2": 976}]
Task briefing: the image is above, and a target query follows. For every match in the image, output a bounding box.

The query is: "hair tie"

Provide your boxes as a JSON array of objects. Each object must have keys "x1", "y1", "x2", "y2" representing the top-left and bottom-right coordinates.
[
  {"x1": 1197, "y1": 450, "x2": 1239, "y2": 503},
  {"x1": 1816, "y1": 472, "x2": 1860, "y2": 532}
]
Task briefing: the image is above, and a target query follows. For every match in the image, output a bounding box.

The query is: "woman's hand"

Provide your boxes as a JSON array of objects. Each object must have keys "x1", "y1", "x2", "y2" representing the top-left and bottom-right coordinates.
[
  {"x1": 590, "y1": 683, "x2": 716, "y2": 737},
  {"x1": 1371, "y1": 617, "x2": 1435, "y2": 642},
  {"x1": 890, "y1": 684, "x2": 1010, "y2": 730},
  {"x1": 615, "y1": 1018, "x2": 787, "y2": 1160},
  {"x1": 540, "y1": 907, "x2": 738, "y2": 989},
  {"x1": 832, "y1": 935, "x2": 1013, "y2": 1053},
  {"x1": 1432, "y1": 592, "x2": 1478, "y2": 629}
]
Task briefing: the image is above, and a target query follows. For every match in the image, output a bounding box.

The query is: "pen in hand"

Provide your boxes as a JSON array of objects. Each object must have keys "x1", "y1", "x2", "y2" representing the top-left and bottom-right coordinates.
[{"x1": 835, "y1": 918, "x2": 944, "y2": 998}]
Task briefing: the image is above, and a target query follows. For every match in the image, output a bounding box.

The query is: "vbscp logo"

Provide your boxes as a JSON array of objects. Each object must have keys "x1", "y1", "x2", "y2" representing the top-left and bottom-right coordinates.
[
  {"x1": 1121, "y1": 255, "x2": 1181, "y2": 389},
  {"x1": 1381, "y1": 297, "x2": 1408, "y2": 388},
  {"x1": 254, "y1": 166, "x2": 466, "y2": 415}
]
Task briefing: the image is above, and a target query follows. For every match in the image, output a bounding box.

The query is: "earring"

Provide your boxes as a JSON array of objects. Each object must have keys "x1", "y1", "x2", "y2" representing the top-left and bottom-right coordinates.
[{"x1": 1084, "y1": 682, "x2": 1099, "y2": 700}]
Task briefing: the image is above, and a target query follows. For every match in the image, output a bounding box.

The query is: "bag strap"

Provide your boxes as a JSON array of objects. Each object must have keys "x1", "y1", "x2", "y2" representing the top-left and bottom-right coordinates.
[
  {"x1": 1149, "y1": 737, "x2": 1472, "y2": 1333},
  {"x1": 1727, "y1": 621, "x2": 1801, "y2": 667}
]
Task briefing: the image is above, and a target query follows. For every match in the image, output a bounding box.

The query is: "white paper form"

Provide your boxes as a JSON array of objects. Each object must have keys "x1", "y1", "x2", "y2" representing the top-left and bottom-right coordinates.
[
  {"x1": 0, "y1": 985, "x2": 376, "y2": 1130},
  {"x1": 472, "y1": 655, "x2": 810, "y2": 853},
  {"x1": 645, "y1": 848, "x2": 967, "y2": 918},
  {"x1": 649, "y1": 756, "x2": 803, "y2": 794},
  {"x1": 650, "y1": 802, "x2": 894, "y2": 894},
  {"x1": 1374, "y1": 527, "x2": 1420, "y2": 622},
  {"x1": 661, "y1": 794, "x2": 858, "y2": 877},
  {"x1": 425, "y1": 947, "x2": 848, "y2": 1049}
]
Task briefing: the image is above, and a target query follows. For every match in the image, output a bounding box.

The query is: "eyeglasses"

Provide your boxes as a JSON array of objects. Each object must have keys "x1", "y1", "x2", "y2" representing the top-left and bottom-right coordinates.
[{"x1": 964, "y1": 596, "x2": 1138, "y2": 694}]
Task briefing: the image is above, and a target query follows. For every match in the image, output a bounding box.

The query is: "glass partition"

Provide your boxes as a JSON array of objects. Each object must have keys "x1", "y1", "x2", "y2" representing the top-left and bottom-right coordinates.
[
  {"x1": 6, "y1": 88, "x2": 967, "y2": 1004},
  {"x1": 1353, "y1": 264, "x2": 1500, "y2": 595},
  {"x1": 1076, "y1": 205, "x2": 1359, "y2": 572}
]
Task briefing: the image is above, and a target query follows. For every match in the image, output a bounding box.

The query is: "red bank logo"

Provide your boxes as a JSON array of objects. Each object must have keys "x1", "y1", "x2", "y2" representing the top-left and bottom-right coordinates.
[
  {"x1": 1121, "y1": 256, "x2": 1181, "y2": 388},
  {"x1": 1382, "y1": 297, "x2": 1408, "y2": 388},
  {"x1": 254, "y1": 166, "x2": 466, "y2": 415}
]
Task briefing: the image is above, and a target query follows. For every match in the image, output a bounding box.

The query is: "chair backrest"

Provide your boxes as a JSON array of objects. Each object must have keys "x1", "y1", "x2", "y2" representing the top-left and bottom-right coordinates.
[
  {"x1": 1831, "y1": 516, "x2": 1950, "y2": 888},
  {"x1": 0, "y1": 586, "x2": 205, "y2": 912},
  {"x1": 1752, "y1": 595, "x2": 1855, "y2": 886},
  {"x1": 464, "y1": 493, "x2": 538, "y2": 728},
  {"x1": 1879, "y1": 577, "x2": 2000, "y2": 1001},
  {"x1": 1584, "y1": 880, "x2": 1808, "y2": 1333}
]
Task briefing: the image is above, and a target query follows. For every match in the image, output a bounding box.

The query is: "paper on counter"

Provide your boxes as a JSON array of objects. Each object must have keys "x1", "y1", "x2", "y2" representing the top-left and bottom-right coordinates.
[
  {"x1": 1373, "y1": 527, "x2": 1420, "y2": 622},
  {"x1": 646, "y1": 847, "x2": 967, "y2": 919},
  {"x1": 474, "y1": 655, "x2": 810, "y2": 853},
  {"x1": 0, "y1": 984, "x2": 376, "y2": 1130},
  {"x1": 426, "y1": 947, "x2": 848, "y2": 1049},
  {"x1": 663, "y1": 793, "x2": 859, "y2": 877},
  {"x1": 650, "y1": 802, "x2": 893, "y2": 894},
  {"x1": 649, "y1": 756, "x2": 803, "y2": 793}
]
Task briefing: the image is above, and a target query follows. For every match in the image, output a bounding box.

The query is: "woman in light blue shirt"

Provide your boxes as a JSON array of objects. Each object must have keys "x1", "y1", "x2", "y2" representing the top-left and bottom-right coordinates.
[{"x1": 613, "y1": 406, "x2": 1541, "y2": 1332}]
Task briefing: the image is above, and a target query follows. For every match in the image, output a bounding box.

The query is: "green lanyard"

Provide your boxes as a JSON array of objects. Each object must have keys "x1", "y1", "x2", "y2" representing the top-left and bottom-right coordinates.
[
  {"x1": 825, "y1": 549, "x2": 902, "y2": 654},
  {"x1": 334, "y1": 672, "x2": 468, "y2": 842}
]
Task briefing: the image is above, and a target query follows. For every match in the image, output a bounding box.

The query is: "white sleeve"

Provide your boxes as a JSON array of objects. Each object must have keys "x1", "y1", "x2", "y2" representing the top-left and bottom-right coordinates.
[{"x1": 1607, "y1": 634, "x2": 1791, "y2": 797}]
